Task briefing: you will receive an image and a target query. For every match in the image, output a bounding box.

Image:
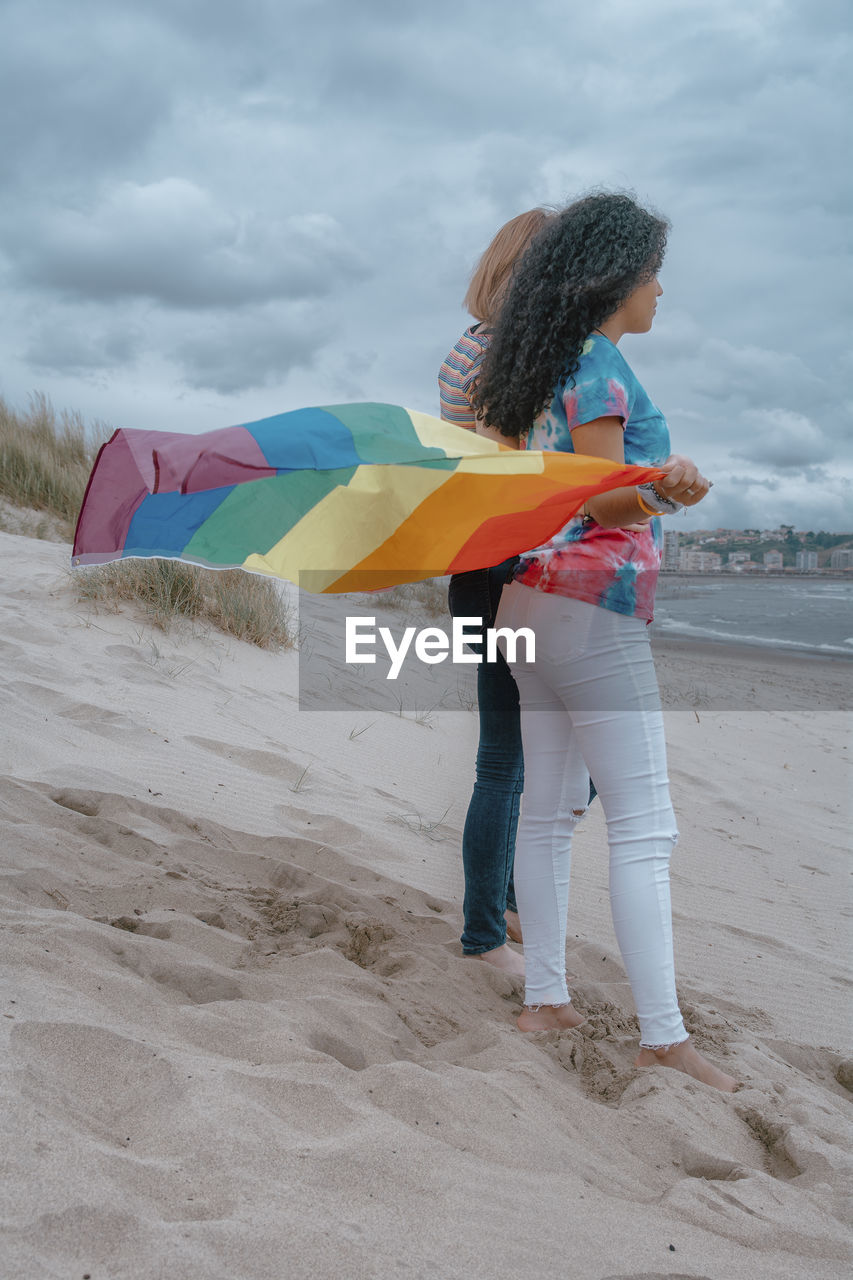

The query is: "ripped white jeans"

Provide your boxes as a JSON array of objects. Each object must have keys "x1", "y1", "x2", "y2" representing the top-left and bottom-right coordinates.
[{"x1": 496, "y1": 581, "x2": 688, "y2": 1048}]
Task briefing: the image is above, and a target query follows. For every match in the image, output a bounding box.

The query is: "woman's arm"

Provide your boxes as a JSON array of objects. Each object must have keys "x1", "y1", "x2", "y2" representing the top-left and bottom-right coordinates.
[{"x1": 571, "y1": 419, "x2": 709, "y2": 528}]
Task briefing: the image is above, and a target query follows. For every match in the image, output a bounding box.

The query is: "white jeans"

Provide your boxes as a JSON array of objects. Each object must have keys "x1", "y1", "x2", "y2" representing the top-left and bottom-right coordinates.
[{"x1": 495, "y1": 581, "x2": 687, "y2": 1048}]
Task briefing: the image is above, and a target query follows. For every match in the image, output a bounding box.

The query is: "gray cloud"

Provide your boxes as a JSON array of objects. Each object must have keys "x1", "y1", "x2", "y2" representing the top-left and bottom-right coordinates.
[
  {"x1": 0, "y1": 0, "x2": 850, "y2": 527},
  {"x1": 173, "y1": 304, "x2": 326, "y2": 394},
  {"x1": 24, "y1": 312, "x2": 143, "y2": 376},
  {"x1": 8, "y1": 180, "x2": 368, "y2": 308},
  {"x1": 18, "y1": 291, "x2": 329, "y2": 396},
  {"x1": 698, "y1": 468, "x2": 852, "y2": 534},
  {"x1": 693, "y1": 341, "x2": 825, "y2": 411},
  {"x1": 731, "y1": 410, "x2": 833, "y2": 470},
  {"x1": 0, "y1": 2, "x2": 177, "y2": 187}
]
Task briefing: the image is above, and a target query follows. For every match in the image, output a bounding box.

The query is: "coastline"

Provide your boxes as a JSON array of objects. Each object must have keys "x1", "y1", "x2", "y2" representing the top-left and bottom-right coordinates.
[
  {"x1": 660, "y1": 571, "x2": 852, "y2": 581},
  {"x1": 651, "y1": 633, "x2": 852, "y2": 712}
]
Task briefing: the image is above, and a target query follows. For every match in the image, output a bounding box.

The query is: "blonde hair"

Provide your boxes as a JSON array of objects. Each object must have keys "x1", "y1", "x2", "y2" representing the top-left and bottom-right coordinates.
[{"x1": 463, "y1": 208, "x2": 553, "y2": 324}]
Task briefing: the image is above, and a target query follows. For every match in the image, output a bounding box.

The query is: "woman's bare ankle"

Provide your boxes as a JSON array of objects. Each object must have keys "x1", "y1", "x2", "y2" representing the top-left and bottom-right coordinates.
[
  {"x1": 504, "y1": 909, "x2": 523, "y2": 944},
  {"x1": 479, "y1": 943, "x2": 525, "y2": 978},
  {"x1": 634, "y1": 1037, "x2": 739, "y2": 1092},
  {"x1": 517, "y1": 1002, "x2": 586, "y2": 1032}
]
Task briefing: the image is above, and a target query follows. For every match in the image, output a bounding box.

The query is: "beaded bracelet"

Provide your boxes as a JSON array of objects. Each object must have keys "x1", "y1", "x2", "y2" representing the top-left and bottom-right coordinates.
[{"x1": 636, "y1": 482, "x2": 684, "y2": 515}]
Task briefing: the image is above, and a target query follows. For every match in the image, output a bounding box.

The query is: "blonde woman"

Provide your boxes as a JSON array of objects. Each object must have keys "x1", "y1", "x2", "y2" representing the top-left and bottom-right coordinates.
[{"x1": 438, "y1": 210, "x2": 551, "y2": 976}]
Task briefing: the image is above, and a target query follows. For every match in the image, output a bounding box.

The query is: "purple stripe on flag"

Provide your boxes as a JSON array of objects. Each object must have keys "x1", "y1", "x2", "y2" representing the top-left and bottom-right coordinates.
[
  {"x1": 72, "y1": 430, "x2": 151, "y2": 558},
  {"x1": 150, "y1": 426, "x2": 276, "y2": 494}
]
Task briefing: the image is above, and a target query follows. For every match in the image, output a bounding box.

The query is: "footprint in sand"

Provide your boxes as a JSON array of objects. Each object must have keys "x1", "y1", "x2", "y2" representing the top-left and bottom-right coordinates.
[
  {"x1": 110, "y1": 916, "x2": 172, "y2": 940},
  {"x1": 228, "y1": 1073, "x2": 363, "y2": 1133},
  {"x1": 765, "y1": 1038, "x2": 853, "y2": 1100},
  {"x1": 309, "y1": 1031, "x2": 368, "y2": 1072},
  {"x1": 680, "y1": 1151, "x2": 748, "y2": 1181},
  {"x1": 259, "y1": 883, "x2": 409, "y2": 978},
  {"x1": 50, "y1": 789, "x2": 101, "y2": 817},
  {"x1": 548, "y1": 1027, "x2": 638, "y2": 1106},
  {"x1": 12, "y1": 680, "x2": 148, "y2": 740},
  {"x1": 186, "y1": 735, "x2": 294, "y2": 780},
  {"x1": 108, "y1": 934, "x2": 244, "y2": 1005},
  {"x1": 56, "y1": 700, "x2": 148, "y2": 742},
  {"x1": 344, "y1": 919, "x2": 401, "y2": 972},
  {"x1": 275, "y1": 803, "x2": 365, "y2": 846},
  {"x1": 602, "y1": 1275, "x2": 711, "y2": 1280},
  {"x1": 736, "y1": 1097, "x2": 853, "y2": 1187},
  {"x1": 10, "y1": 1022, "x2": 180, "y2": 1142}
]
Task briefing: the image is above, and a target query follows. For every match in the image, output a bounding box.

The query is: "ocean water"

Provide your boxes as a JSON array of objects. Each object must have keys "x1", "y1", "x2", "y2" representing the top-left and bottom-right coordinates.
[{"x1": 651, "y1": 575, "x2": 853, "y2": 658}]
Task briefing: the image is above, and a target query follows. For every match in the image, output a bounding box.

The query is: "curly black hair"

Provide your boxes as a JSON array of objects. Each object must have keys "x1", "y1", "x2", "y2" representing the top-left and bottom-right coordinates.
[{"x1": 472, "y1": 192, "x2": 669, "y2": 438}]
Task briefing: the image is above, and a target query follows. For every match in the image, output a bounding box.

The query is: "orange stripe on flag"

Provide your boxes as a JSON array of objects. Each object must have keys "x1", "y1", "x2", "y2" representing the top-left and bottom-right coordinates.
[{"x1": 325, "y1": 458, "x2": 661, "y2": 593}]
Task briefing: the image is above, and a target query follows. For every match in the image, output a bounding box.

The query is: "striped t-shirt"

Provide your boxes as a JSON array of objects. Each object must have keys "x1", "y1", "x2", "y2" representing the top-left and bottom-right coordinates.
[{"x1": 438, "y1": 325, "x2": 490, "y2": 426}]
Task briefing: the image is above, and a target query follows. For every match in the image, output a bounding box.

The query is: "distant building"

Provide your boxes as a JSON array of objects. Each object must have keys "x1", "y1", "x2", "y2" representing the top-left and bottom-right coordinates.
[
  {"x1": 679, "y1": 549, "x2": 722, "y2": 572},
  {"x1": 763, "y1": 550, "x2": 784, "y2": 569},
  {"x1": 795, "y1": 550, "x2": 818, "y2": 571},
  {"x1": 726, "y1": 552, "x2": 760, "y2": 572},
  {"x1": 830, "y1": 548, "x2": 853, "y2": 569},
  {"x1": 662, "y1": 530, "x2": 680, "y2": 571}
]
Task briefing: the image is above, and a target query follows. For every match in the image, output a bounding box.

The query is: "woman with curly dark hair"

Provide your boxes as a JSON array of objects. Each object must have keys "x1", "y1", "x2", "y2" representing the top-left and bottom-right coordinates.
[{"x1": 477, "y1": 192, "x2": 739, "y2": 1091}]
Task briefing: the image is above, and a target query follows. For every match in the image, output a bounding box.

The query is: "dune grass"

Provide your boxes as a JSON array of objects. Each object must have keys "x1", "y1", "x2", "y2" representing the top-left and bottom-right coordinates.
[
  {"x1": 355, "y1": 577, "x2": 450, "y2": 619},
  {"x1": 1, "y1": 395, "x2": 294, "y2": 650},
  {"x1": 76, "y1": 560, "x2": 294, "y2": 649},
  {"x1": 0, "y1": 393, "x2": 104, "y2": 536}
]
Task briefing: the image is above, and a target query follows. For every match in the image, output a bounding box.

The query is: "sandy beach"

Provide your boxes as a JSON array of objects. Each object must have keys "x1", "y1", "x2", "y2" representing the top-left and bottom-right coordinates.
[{"x1": 1, "y1": 529, "x2": 851, "y2": 1280}]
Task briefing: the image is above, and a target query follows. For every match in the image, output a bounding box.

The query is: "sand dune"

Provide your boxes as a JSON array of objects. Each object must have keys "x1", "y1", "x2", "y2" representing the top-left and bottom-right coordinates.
[{"x1": 1, "y1": 531, "x2": 850, "y2": 1280}]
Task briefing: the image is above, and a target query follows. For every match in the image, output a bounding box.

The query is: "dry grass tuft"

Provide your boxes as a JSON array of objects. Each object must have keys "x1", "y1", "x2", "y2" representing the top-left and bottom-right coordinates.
[
  {"x1": 75, "y1": 560, "x2": 294, "y2": 652},
  {"x1": 0, "y1": 393, "x2": 107, "y2": 537},
  {"x1": 206, "y1": 570, "x2": 295, "y2": 649},
  {"x1": 358, "y1": 577, "x2": 450, "y2": 619},
  {"x1": 74, "y1": 559, "x2": 207, "y2": 623}
]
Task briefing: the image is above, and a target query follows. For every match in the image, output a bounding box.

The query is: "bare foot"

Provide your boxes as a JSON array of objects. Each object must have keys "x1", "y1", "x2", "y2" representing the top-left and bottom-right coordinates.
[
  {"x1": 517, "y1": 1003, "x2": 586, "y2": 1032},
  {"x1": 480, "y1": 944, "x2": 525, "y2": 978},
  {"x1": 505, "y1": 909, "x2": 523, "y2": 944},
  {"x1": 634, "y1": 1037, "x2": 739, "y2": 1093}
]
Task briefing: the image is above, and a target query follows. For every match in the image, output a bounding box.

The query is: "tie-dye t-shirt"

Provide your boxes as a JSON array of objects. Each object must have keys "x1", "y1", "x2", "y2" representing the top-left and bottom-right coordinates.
[{"x1": 514, "y1": 333, "x2": 670, "y2": 621}]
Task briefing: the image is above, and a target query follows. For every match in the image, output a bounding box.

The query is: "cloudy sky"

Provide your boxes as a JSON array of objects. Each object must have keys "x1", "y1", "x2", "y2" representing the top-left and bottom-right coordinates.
[{"x1": 2, "y1": 0, "x2": 850, "y2": 530}]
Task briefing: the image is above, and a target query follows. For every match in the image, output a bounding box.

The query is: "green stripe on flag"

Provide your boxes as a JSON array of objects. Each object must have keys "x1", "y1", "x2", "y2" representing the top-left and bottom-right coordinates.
[
  {"x1": 185, "y1": 467, "x2": 358, "y2": 562},
  {"x1": 320, "y1": 403, "x2": 450, "y2": 465}
]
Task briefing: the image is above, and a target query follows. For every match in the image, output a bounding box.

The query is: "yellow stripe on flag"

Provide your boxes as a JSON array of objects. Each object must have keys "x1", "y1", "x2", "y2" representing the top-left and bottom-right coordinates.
[
  {"x1": 242, "y1": 459, "x2": 455, "y2": 590},
  {"x1": 406, "y1": 408, "x2": 507, "y2": 456}
]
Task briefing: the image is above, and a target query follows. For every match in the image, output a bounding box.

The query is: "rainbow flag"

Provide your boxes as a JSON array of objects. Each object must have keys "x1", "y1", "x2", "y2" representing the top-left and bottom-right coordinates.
[{"x1": 72, "y1": 402, "x2": 662, "y2": 592}]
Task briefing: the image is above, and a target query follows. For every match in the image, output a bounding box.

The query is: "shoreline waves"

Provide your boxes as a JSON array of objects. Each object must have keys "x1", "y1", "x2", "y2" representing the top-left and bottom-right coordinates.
[{"x1": 653, "y1": 574, "x2": 853, "y2": 660}]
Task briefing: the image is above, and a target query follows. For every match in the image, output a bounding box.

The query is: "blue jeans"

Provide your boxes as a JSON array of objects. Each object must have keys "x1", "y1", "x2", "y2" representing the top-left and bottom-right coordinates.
[{"x1": 448, "y1": 560, "x2": 524, "y2": 955}]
